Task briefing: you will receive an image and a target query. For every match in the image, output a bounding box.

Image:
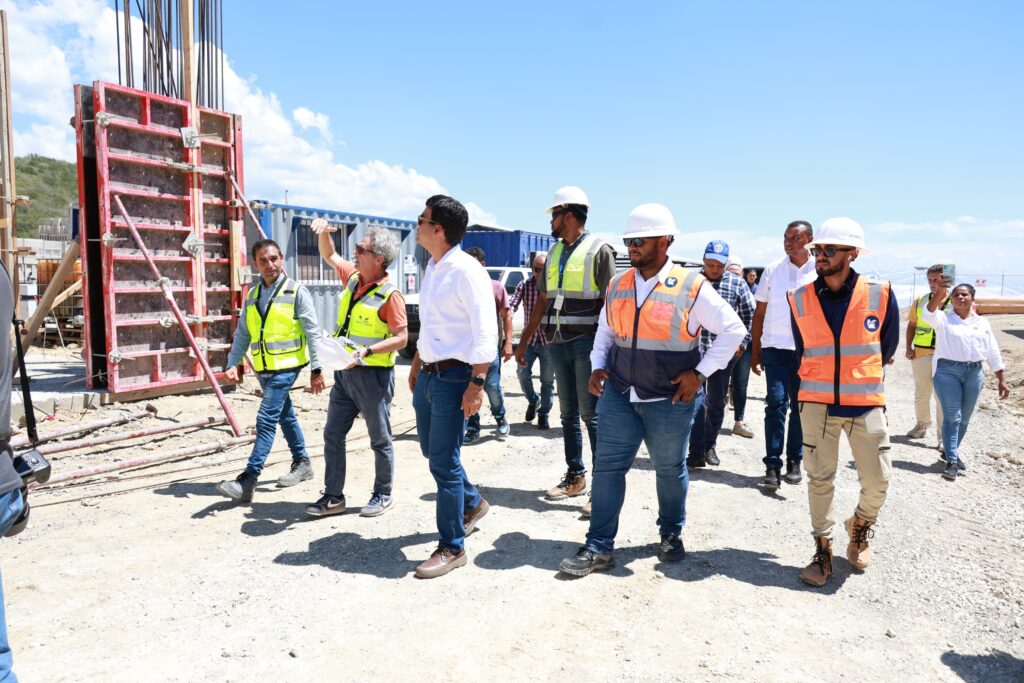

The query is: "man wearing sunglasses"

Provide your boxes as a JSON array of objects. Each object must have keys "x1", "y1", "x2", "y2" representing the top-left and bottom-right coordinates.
[
  {"x1": 558, "y1": 204, "x2": 745, "y2": 576},
  {"x1": 516, "y1": 186, "x2": 617, "y2": 517},
  {"x1": 786, "y1": 218, "x2": 899, "y2": 587},
  {"x1": 303, "y1": 220, "x2": 408, "y2": 519},
  {"x1": 510, "y1": 253, "x2": 554, "y2": 430}
]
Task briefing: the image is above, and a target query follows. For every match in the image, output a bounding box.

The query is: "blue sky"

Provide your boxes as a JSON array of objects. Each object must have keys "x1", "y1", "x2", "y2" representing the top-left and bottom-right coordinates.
[{"x1": 3, "y1": 0, "x2": 1023, "y2": 284}]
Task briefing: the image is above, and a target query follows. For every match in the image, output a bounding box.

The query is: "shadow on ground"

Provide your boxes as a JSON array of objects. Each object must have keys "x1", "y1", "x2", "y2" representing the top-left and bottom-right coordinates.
[
  {"x1": 656, "y1": 547, "x2": 851, "y2": 594},
  {"x1": 941, "y1": 649, "x2": 1024, "y2": 683},
  {"x1": 419, "y1": 486, "x2": 582, "y2": 514},
  {"x1": 274, "y1": 531, "x2": 437, "y2": 579}
]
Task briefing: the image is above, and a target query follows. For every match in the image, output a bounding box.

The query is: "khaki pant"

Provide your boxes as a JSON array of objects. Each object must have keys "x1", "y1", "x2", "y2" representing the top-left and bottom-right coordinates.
[
  {"x1": 911, "y1": 352, "x2": 943, "y2": 433},
  {"x1": 799, "y1": 402, "x2": 892, "y2": 538}
]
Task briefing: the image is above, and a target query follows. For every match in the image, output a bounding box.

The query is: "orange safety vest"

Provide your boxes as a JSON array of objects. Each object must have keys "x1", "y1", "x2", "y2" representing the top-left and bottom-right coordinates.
[
  {"x1": 788, "y1": 277, "x2": 890, "y2": 406},
  {"x1": 605, "y1": 265, "x2": 705, "y2": 400}
]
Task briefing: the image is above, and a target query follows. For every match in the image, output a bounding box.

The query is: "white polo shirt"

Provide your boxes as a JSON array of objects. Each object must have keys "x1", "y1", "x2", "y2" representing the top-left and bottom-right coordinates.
[{"x1": 755, "y1": 254, "x2": 817, "y2": 350}]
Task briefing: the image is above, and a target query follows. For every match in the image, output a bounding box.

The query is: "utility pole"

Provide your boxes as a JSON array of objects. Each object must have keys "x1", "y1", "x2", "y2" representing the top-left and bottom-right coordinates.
[{"x1": 0, "y1": 11, "x2": 20, "y2": 294}]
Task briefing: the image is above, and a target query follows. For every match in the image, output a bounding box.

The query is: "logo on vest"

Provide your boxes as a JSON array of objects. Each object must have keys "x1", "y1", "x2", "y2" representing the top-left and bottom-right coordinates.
[
  {"x1": 864, "y1": 315, "x2": 880, "y2": 332},
  {"x1": 665, "y1": 277, "x2": 678, "y2": 288}
]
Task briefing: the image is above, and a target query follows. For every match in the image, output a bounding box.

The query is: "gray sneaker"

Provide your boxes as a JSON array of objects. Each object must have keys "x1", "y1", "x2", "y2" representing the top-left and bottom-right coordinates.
[
  {"x1": 277, "y1": 458, "x2": 314, "y2": 488},
  {"x1": 360, "y1": 493, "x2": 394, "y2": 517}
]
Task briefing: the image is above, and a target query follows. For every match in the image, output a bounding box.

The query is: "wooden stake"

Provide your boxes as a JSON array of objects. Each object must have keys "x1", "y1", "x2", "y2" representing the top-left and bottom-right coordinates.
[{"x1": 0, "y1": 12, "x2": 20, "y2": 295}]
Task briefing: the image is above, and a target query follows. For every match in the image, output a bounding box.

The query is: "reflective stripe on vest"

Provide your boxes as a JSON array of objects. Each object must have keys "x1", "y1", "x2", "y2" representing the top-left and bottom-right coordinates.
[
  {"x1": 543, "y1": 233, "x2": 607, "y2": 336},
  {"x1": 244, "y1": 277, "x2": 310, "y2": 372},
  {"x1": 913, "y1": 293, "x2": 950, "y2": 349},
  {"x1": 335, "y1": 273, "x2": 397, "y2": 368},
  {"x1": 606, "y1": 265, "x2": 705, "y2": 400},
  {"x1": 788, "y1": 278, "x2": 889, "y2": 407}
]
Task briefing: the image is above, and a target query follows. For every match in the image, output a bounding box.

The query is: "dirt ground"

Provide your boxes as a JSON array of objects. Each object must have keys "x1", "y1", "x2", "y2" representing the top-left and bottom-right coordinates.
[{"x1": 5, "y1": 314, "x2": 1024, "y2": 681}]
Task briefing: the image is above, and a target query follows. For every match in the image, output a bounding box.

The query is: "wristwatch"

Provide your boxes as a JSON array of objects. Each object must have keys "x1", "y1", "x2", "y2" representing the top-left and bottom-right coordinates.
[
  {"x1": 471, "y1": 375, "x2": 486, "y2": 387},
  {"x1": 364, "y1": 346, "x2": 374, "y2": 357},
  {"x1": 694, "y1": 371, "x2": 708, "y2": 384}
]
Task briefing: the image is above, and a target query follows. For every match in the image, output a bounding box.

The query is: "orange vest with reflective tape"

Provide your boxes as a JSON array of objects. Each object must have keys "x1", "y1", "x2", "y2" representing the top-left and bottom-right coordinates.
[
  {"x1": 787, "y1": 278, "x2": 890, "y2": 406},
  {"x1": 606, "y1": 265, "x2": 704, "y2": 400}
]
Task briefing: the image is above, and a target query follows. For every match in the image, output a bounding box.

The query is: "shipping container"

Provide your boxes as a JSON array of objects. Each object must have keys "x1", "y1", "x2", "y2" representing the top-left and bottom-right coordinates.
[
  {"x1": 460, "y1": 229, "x2": 555, "y2": 267},
  {"x1": 248, "y1": 202, "x2": 417, "y2": 332}
]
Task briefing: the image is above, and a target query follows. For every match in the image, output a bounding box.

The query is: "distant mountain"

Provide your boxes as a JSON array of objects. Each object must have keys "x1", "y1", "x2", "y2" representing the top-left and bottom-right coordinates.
[{"x1": 13, "y1": 155, "x2": 77, "y2": 237}]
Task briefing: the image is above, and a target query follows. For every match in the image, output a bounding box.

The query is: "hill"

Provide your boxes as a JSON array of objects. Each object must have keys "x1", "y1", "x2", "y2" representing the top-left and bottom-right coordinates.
[{"x1": 13, "y1": 154, "x2": 77, "y2": 237}]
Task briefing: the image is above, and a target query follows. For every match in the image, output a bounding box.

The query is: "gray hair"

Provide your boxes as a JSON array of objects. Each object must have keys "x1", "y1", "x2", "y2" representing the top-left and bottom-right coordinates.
[{"x1": 365, "y1": 226, "x2": 400, "y2": 268}]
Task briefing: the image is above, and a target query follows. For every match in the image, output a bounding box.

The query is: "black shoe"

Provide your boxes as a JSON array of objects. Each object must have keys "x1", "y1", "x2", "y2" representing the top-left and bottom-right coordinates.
[
  {"x1": 496, "y1": 417, "x2": 510, "y2": 436},
  {"x1": 538, "y1": 415, "x2": 550, "y2": 430},
  {"x1": 687, "y1": 456, "x2": 706, "y2": 469},
  {"x1": 704, "y1": 447, "x2": 720, "y2": 466},
  {"x1": 658, "y1": 533, "x2": 686, "y2": 562},
  {"x1": 942, "y1": 463, "x2": 959, "y2": 480},
  {"x1": 216, "y1": 471, "x2": 257, "y2": 503},
  {"x1": 464, "y1": 427, "x2": 480, "y2": 444},
  {"x1": 525, "y1": 400, "x2": 538, "y2": 422},
  {"x1": 762, "y1": 468, "x2": 781, "y2": 490},
  {"x1": 954, "y1": 457, "x2": 967, "y2": 471},
  {"x1": 558, "y1": 547, "x2": 614, "y2": 577},
  {"x1": 306, "y1": 493, "x2": 346, "y2": 517},
  {"x1": 784, "y1": 461, "x2": 803, "y2": 484}
]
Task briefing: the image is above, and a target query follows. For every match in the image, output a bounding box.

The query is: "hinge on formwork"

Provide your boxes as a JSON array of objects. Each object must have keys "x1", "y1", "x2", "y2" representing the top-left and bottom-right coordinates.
[
  {"x1": 179, "y1": 127, "x2": 201, "y2": 149},
  {"x1": 95, "y1": 112, "x2": 114, "y2": 127},
  {"x1": 184, "y1": 314, "x2": 215, "y2": 324},
  {"x1": 180, "y1": 235, "x2": 206, "y2": 257},
  {"x1": 107, "y1": 351, "x2": 123, "y2": 364},
  {"x1": 101, "y1": 233, "x2": 126, "y2": 248},
  {"x1": 158, "y1": 316, "x2": 174, "y2": 328},
  {"x1": 168, "y1": 160, "x2": 196, "y2": 173}
]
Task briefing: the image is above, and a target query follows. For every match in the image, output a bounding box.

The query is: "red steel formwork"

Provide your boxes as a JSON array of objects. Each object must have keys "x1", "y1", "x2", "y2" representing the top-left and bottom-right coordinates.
[{"x1": 75, "y1": 81, "x2": 247, "y2": 397}]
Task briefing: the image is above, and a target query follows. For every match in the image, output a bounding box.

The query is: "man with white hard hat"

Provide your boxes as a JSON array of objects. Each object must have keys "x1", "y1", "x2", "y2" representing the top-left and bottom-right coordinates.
[
  {"x1": 786, "y1": 217, "x2": 899, "y2": 587},
  {"x1": 557, "y1": 204, "x2": 745, "y2": 576},
  {"x1": 517, "y1": 186, "x2": 618, "y2": 517}
]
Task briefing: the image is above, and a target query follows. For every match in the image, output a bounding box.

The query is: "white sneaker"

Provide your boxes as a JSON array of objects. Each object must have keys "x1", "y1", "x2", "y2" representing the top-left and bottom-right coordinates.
[{"x1": 732, "y1": 421, "x2": 754, "y2": 438}]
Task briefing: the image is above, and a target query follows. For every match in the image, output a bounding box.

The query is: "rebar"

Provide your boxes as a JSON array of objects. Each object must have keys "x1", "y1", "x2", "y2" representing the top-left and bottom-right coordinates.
[
  {"x1": 36, "y1": 416, "x2": 227, "y2": 457},
  {"x1": 10, "y1": 405, "x2": 157, "y2": 450}
]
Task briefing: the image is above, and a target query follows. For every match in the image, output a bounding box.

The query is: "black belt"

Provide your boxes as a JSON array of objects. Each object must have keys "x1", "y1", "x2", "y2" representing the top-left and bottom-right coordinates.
[{"x1": 420, "y1": 359, "x2": 470, "y2": 373}]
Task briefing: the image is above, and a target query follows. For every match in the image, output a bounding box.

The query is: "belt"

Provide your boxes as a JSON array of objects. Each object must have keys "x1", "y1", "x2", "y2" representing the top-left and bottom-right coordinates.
[{"x1": 420, "y1": 359, "x2": 470, "y2": 373}]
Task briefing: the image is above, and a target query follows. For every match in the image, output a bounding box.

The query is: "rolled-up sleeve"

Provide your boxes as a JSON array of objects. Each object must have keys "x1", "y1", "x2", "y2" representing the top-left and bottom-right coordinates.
[
  {"x1": 690, "y1": 283, "x2": 745, "y2": 376},
  {"x1": 461, "y1": 266, "x2": 499, "y2": 364}
]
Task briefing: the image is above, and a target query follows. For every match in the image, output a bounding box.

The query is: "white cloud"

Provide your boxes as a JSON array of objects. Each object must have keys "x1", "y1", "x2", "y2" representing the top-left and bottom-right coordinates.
[{"x1": 2, "y1": 0, "x2": 497, "y2": 223}]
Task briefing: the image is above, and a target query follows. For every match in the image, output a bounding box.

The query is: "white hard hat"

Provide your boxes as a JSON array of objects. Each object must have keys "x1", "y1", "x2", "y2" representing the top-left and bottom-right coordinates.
[
  {"x1": 808, "y1": 217, "x2": 869, "y2": 253},
  {"x1": 545, "y1": 186, "x2": 590, "y2": 214},
  {"x1": 622, "y1": 203, "x2": 680, "y2": 239}
]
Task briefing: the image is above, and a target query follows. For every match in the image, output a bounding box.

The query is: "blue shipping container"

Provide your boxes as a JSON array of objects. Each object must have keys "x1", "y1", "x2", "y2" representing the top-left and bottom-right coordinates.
[{"x1": 460, "y1": 230, "x2": 555, "y2": 267}]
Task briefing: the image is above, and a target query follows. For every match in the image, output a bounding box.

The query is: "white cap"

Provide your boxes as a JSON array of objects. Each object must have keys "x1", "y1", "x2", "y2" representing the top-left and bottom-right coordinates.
[
  {"x1": 545, "y1": 186, "x2": 590, "y2": 214},
  {"x1": 808, "y1": 217, "x2": 869, "y2": 254},
  {"x1": 622, "y1": 203, "x2": 680, "y2": 239}
]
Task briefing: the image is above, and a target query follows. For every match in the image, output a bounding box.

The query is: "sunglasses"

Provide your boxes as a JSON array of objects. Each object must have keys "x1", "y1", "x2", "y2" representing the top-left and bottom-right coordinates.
[
  {"x1": 809, "y1": 246, "x2": 853, "y2": 258},
  {"x1": 417, "y1": 215, "x2": 442, "y2": 227},
  {"x1": 354, "y1": 244, "x2": 376, "y2": 256},
  {"x1": 532, "y1": 267, "x2": 544, "y2": 273},
  {"x1": 622, "y1": 237, "x2": 653, "y2": 248}
]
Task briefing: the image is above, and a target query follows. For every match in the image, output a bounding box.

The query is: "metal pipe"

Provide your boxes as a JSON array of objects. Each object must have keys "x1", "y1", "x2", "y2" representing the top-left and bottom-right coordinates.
[
  {"x1": 113, "y1": 194, "x2": 244, "y2": 437},
  {"x1": 36, "y1": 416, "x2": 228, "y2": 457},
  {"x1": 41, "y1": 434, "x2": 255, "y2": 486},
  {"x1": 228, "y1": 174, "x2": 269, "y2": 239},
  {"x1": 10, "y1": 405, "x2": 157, "y2": 450}
]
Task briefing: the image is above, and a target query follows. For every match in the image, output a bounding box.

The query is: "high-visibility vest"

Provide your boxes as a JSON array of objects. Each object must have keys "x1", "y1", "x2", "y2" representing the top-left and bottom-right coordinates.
[
  {"x1": 245, "y1": 277, "x2": 309, "y2": 372},
  {"x1": 605, "y1": 265, "x2": 705, "y2": 400},
  {"x1": 788, "y1": 277, "x2": 890, "y2": 406},
  {"x1": 913, "y1": 293, "x2": 950, "y2": 349},
  {"x1": 544, "y1": 232, "x2": 606, "y2": 337},
  {"x1": 335, "y1": 273, "x2": 397, "y2": 368}
]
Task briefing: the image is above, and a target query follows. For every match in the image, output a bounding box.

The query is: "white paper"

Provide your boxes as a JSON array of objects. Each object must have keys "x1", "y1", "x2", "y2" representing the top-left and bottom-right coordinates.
[{"x1": 317, "y1": 330, "x2": 359, "y2": 371}]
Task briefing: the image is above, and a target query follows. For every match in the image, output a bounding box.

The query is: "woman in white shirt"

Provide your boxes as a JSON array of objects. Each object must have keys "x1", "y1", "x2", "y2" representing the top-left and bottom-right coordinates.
[{"x1": 922, "y1": 282, "x2": 1010, "y2": 481}]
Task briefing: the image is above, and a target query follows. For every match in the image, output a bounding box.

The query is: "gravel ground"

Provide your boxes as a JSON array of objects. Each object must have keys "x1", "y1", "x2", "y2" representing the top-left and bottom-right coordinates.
[{"x1": 4, "y1": 314, "x2": 1023, "y2": 681}]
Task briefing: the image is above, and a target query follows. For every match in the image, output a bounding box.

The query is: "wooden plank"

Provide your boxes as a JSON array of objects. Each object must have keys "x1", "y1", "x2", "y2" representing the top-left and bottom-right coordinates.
[
  {"x1": 49, "y1": 278, "x2": 83, "y2": 310},
  {"x1": 0, "y1": 12, "x2": 19, "y2": 294},
  {"x1": 22, "y1": 241, "x2": 80, "y2": 348}
]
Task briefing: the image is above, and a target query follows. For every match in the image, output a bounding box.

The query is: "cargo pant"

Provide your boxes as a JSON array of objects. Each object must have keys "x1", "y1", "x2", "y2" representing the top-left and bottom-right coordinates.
[
  {"x1": 911, "y1": 352, "x2": 943, "y2": 435},
  {"x1": 799, "y1": 402, "x2": 892, "y2": 538}
]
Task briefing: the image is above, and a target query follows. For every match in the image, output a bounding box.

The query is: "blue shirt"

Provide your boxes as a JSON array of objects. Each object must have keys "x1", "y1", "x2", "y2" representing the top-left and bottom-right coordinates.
[
  {"x1": 791, "y1": 271, "x2": 900, "y2": 417},
  {"x1": 227, "y1": 272, "x2": 321, "y2": 371}
]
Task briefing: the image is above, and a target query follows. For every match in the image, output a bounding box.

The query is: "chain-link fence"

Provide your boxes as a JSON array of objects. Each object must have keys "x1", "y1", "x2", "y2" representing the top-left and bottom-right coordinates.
[{"x1": 868, "y1": 269, "x2": 1024, "y2": 307}]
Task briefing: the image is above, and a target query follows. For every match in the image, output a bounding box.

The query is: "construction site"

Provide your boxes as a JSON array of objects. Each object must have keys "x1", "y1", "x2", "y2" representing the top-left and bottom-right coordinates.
[{"x1": 1, "y1": 2, "x2": 1023, "y2": 682}]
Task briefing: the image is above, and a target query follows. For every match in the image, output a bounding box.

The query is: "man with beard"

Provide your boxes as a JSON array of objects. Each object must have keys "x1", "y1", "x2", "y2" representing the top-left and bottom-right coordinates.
[{"x1": 557, "y1": 204, "x2": 744, "y2": 576}]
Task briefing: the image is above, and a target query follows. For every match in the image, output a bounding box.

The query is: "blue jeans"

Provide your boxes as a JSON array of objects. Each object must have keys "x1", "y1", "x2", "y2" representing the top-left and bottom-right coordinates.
[
  {"x1": 548, "y1": 335, "x2": 598, "y2": 475},
  {"x1": 467, "y1": 353, "x2": 506, "y2": 431},
  {"x1": 689, "y1": 356, "x2": 738, "y2": 457},
  {"x1": 0, "y1": 487, "x2": 24, "y2": 682},
  {"x1": 731, "y1": 345, "x2": 753, "y2": 422},
  {"x1": 245, "y1": 369, "x2": 308, "y2": 477},
  {"x1": 413, "y1": 365, "x2": 483, "y2": 553},
  {"x1": 585, "y1": 386, "x2": 701, "y2": 555},
  {"x1": 932, "y1": 359, "x2": 984, "y2": 466},
  {"x1": 762, "y1": 347, "x2": 803, "y2": 472},
  {"x1": 516, "y1": 343, "x2": 554, "y2": 418},
  {"x1": 323, "y1": 367, "x2": 395, "y2": 497}
]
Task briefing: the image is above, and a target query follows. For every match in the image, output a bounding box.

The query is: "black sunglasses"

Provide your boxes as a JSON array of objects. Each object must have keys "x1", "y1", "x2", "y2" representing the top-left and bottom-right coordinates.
[
  {"x1": 809, "y1": 246, "x2": 854, "y2": 258},
  {"x1": 622, "y1": 237, "x2": 653, "y2": 248}
]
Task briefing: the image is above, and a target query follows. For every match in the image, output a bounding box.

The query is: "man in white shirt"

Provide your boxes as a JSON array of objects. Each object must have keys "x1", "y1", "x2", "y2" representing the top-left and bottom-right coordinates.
[
  {"x1": 750, "y1": 220, "x2": 817, "y2": 489},
  {"x1": 408, "y1": 195, "x2": 498, "y2": 579},
  {"x1": 558, "y1": 204, "x2": 745, "y2": 577}
]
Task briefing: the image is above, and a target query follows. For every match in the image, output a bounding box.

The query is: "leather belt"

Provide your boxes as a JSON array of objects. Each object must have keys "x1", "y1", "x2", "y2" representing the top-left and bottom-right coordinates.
[{"x1": 420, "y1": 359, "x2": 470, "y2": 373}]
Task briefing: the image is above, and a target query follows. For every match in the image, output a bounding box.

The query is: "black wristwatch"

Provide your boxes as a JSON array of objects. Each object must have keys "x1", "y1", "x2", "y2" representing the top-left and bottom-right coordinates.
[
  {"x1": 364, "y1": 346, "x2": 374, "y2": 357},
  {"x1": 471, "y1": 375, "x2": 486, "y2": 387}
]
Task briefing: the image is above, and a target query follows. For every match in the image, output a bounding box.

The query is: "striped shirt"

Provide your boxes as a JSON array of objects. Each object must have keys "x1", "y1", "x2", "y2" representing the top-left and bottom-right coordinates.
[{"x1": 510, "y1": 277, "x2": 548, "y2": 347}]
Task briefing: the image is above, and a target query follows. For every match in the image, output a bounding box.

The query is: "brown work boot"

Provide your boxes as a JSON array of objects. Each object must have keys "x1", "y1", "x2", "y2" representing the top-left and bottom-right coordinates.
[
  {"x1": 546, "y1": 471, "x2": 586, "y2": 500},
  {"x1": 800, "y1": 536, "x2": 833, "y2": 587},
  {"x1": 845, "y1": 515, "x2": 876, "y2": 569},
  {"x1": 415, "y1": 546, "x2": 467, "y2": 579},
  {"x1": 464, "y1": 498, "x2": 490, "y2": 536},
  {"x1": 581, "y1": 495, "x2": 592, "y2": 518},
  {"x1": 905, "y1": 423, "x2": 928, "y2": 439}
]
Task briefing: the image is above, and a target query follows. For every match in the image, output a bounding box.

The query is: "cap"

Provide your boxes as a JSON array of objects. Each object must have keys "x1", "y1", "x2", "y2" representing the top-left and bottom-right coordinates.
[{"x1": 704, "y1": 240, "x2": 729, "y2": 264}]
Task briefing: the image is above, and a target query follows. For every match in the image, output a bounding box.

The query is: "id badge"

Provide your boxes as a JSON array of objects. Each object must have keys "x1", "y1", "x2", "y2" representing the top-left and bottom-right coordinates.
[{"x1": 553, "y1": 294, "x2": 565, "y2": 310}]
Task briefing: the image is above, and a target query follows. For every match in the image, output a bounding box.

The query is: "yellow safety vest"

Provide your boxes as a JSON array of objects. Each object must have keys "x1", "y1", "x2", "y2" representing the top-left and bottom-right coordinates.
[
  {"x1": 335, "y1": 273, "x2": 397, "y2": 368},
  {"x1": 245, "y1": 277, "x2": 309, "y2": 372},
  {"x1": 544, "y1": 232, "x2": 606, "y2": 336},
  {"x1": 913, "y1": 293, "x2": 950, "y2": 349}
]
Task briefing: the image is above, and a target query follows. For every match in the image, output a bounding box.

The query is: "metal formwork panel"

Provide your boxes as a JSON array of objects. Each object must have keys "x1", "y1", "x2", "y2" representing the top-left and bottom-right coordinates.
[{"x1": 78, "y1": 81, "x2": 246, "y2": 394}]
